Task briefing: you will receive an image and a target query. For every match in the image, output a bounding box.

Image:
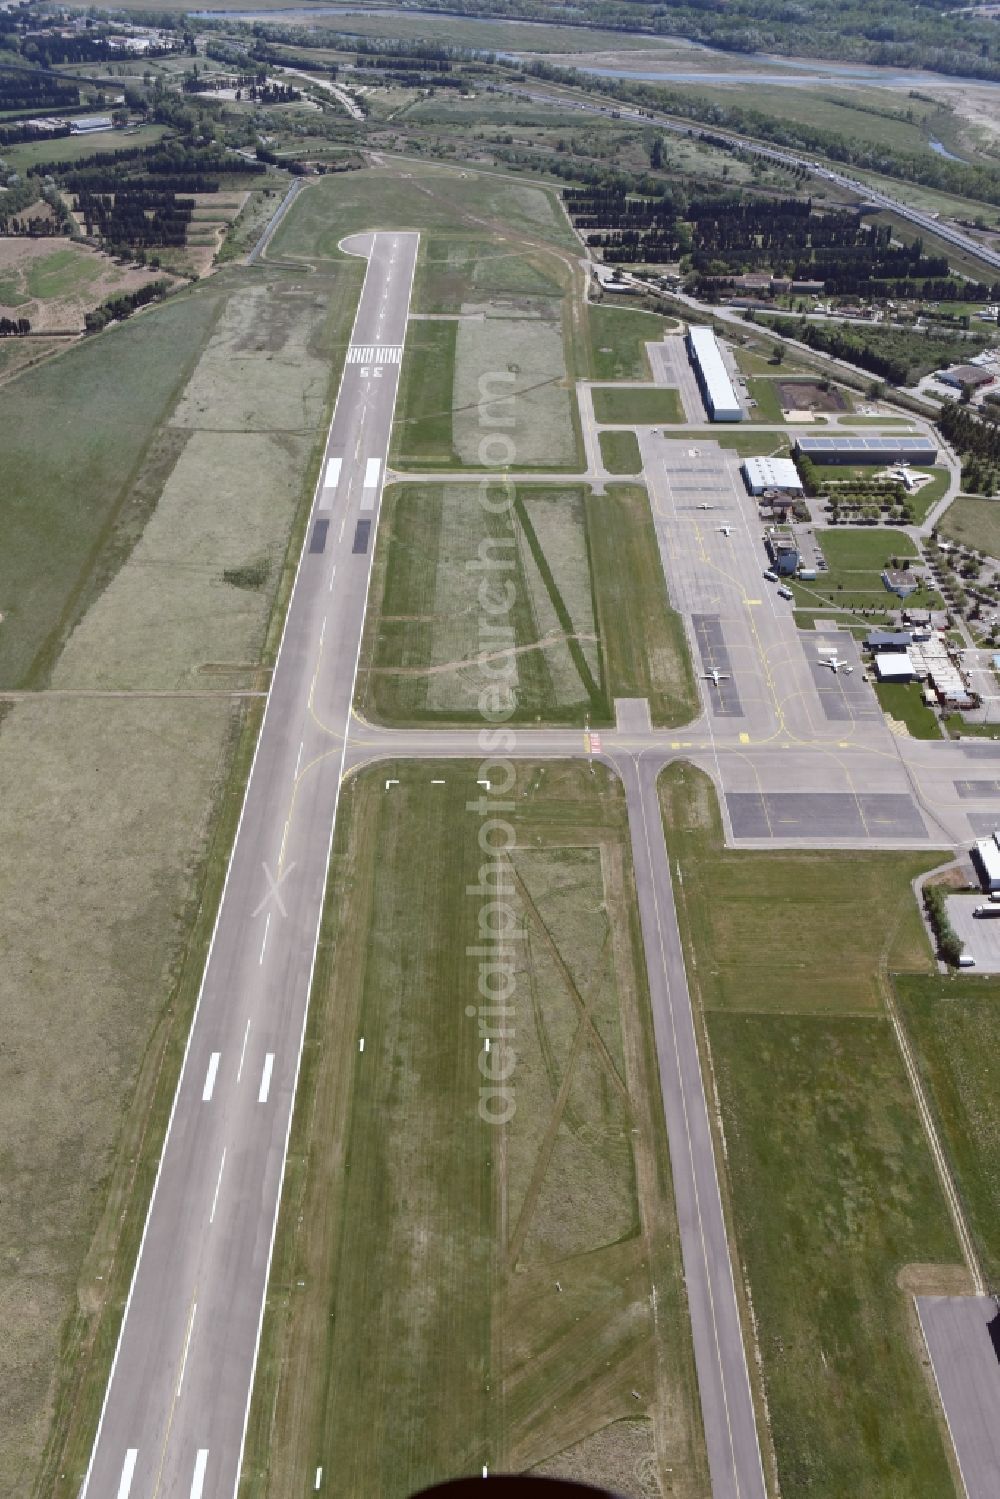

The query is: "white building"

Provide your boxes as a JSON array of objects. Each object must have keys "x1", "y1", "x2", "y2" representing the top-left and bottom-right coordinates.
[
  {"x1": 975, "y1": 831, "x2": 1000, "y2": 891},
  {"x1": 686, "y1": 326, "x2": 743, "y2": 422},
  {"x1": 742, "y1": 456, "x2": 803, "y2": 496}
]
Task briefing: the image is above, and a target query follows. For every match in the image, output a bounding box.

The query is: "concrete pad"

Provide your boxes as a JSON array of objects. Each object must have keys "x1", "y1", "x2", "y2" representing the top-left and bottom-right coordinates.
[
  {"x1": 726, "y1": 791, "x2": 925, "y2": 840},
  {"x1": 954, "y1": 779, "x2": 1000, "y2": 798},
  {"x1": 615, "y1": 697, "x2": 653, "y2": 735},
  {"x1": 918, "y1": 1296, "x2": 1000, "y2": 1499},
  {"x1": 692, "y1": 614, "x2": 743, "y2": 717}
]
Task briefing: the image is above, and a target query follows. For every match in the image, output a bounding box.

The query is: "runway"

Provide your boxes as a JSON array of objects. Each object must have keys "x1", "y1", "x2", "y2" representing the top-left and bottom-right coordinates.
[{"x1": 81, "y1": 230, "x2": 419, "y2": 1499}]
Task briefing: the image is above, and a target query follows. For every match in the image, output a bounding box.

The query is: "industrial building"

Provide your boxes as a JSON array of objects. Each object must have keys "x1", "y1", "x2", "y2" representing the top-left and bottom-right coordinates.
[
  {"x1": 974, "y1": 830, "x2": 1000, "y2": 892},
  {"x1": 686, "y1": 326, "x2": 743, "y2": 422},
  {"x1": 873, "y1": 651, "x2": 915, "y2": 682},
  {"x1": 742, "y1": 456, "x2": 803, "y2": 496},
  {"x1": 794, "y1": 434, "x2": 938, "y2": 465},
  {"x1": 938, "y1": 364, "x2": 995, "y2": 391}
]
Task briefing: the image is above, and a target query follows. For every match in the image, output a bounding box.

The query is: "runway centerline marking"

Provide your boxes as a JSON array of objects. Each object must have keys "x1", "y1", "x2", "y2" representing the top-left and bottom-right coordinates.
[
  {"x1": 176, "y1": 1300, "x2": 197, "y2": 1397},
  {"x1": 209, "y1": 1149, "x2": 226, "y2": 1225},
  {"x1": 189, "y1": 1449, "x2": 209, "y2": 1499},
  {"x1": 116, "y1": 1450, "x2": 138, "y2": 1499},
  {"x1": 201, "y1": 1053, "x2": 220, "y2": 1103},
  {"x1": 237, "y1": 1019, "x2": 251, "y2": 1083},
  {"x1": 258, "y1": 1053, "x2": 275, "y2": 1104},
  {"x1": 258, "y1": 912, "x2": 271, "y2": 965}
]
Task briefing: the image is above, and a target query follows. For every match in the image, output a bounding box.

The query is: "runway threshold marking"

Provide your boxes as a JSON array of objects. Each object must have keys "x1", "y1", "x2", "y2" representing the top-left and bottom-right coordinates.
[
  {"x1": 190, "y1": 1449, "x2": 209, "y2": 1499},
  {"x1": 202, "y1": 1053, "x2": 220, "y2": 1102},
  {"x1": 258, "y1": 1053, "x2": 275, "y2": 1104},
  {"x1": 116, "y1": 1450, "x2": 138, "y2": 1499}
]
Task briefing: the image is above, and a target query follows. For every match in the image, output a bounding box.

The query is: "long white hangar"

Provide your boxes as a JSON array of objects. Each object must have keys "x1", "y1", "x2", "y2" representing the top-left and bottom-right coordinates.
[{"x1": 686, "y1": 325, "x2": 744, "y2": 422}]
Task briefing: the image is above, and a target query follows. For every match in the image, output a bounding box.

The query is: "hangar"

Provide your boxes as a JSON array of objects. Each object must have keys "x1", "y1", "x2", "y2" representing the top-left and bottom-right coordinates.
[
  {"x1": 742, "y1": 456, "x2": 803, "y2": 495},
  {"x1": 686, "y1": 326, "x2": 744, "y2": 422}
]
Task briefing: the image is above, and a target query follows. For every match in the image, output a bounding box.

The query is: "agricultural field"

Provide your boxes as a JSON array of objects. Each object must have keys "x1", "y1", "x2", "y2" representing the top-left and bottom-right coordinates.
[
  {"x1": 793, "y1": 527, "x2": 942, "y2": 613},
  {"x1": 0, "y1": 264, "x2": 359, "y2": 1491},
  {"x1": 242, "y1": 760, "x2": 708, "y2": 1499},
  {"x1": 267, "y1": 161, "x2": 579, "y2": 264},
  {"x1": 0, "y1": 238, "x2": 175, "y2": 332},
  {"x1": 660, "y1": 764, "x2": 964, "y2": 1499},
  {"x1": 357, "y1": 481, "x2": 697, "y2": 728},
  {"x1": 592, "y1": 386, "x2": 682, "y2": 424},
  {"x1": 391, "y1": 304, "x2": 582, "y2": 470},
  {"x1": 2, "y1": 122, "x2": 168, "y2": 173},
  {"x1": 899, "y1": 977, "x2": 1000, "y2": 1286},
  {"x1": 939, "y1": 494, "x2": 1000, "y2": 560}
]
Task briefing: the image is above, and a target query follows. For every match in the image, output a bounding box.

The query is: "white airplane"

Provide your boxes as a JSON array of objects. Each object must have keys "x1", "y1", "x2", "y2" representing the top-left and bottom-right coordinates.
[
  {"x1": 702, "y1": 668, "x2": 731, "y2": 688},
  {"x1": 696, "y1": 502, "x2": 716, "y2": 510},
  {"x1": 818, "y1": 651, "x2": 854, "y2": 675},
  {"x1": 718, "y1": 524, "x2": 733, "y2": 537}
]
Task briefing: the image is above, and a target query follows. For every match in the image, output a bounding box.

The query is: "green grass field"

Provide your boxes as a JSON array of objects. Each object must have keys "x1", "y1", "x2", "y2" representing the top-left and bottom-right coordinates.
[
  {"x1": 592, "y1": 386, "x2": 682, "y2": 425},
  {"x1": 661, "y1": 429, "x2": 792, "y2": 457},
  {"x1": 599, "y1": 429, "x2": 642, "y2": 473},
  {"x1": 241, "y1": 760, "x2": 708, "y2": 1499},
  {"x1": 414, "y1": 234, "x2": 570, "y2": 314},
  {"x1": 939, "y1": 494, "x2": 1000, "y2": 560},
  {"x1": 391, "y1": 318, "x2": 458, "y2": 467},
  {"x1": 4, "y1": 123, "x2": 167, "y2": 172},
  {"x1": 660, "y1": 764, "x2": 962, "y2": 1499},
  {"x1": 899, "y1": 976, "x2": 1000, "y2": 1287},
  {"x1": 588, "y1": 304, "x2": 674, "y2": 382},
  {"x1": 874, "y1": 680, "x2": 942, "y2": 738},
  {"x1": 794, "y1": 527, "x2": 941, "y2": 612},
  {"x1": 746, "y1": 375, "x2": 785, "y2": 423},
  {"x1": 358, "y1": 481, "x2": 696, "y2": 728},
  {"x1": 269, "y1": 162, "x2": 578, "y2": 263}
]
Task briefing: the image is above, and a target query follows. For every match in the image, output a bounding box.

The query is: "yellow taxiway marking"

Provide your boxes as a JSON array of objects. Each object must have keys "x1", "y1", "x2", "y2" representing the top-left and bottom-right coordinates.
[
  {"x1": 739, "y1": 732, "x2": 750, "y2": 744},
  {"x1": 745, "y1": 598, "x2": 762, "y2": 606}
]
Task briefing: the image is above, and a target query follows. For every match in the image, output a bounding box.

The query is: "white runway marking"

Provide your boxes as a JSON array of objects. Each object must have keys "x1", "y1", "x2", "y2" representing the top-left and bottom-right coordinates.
[
  {"x1": 237, "y1": 1019, "x2": 251, "y2": 1083},
  {"x1": 258, "y1": 1053, "x2": 274, "y2": 1104},
  {"x1": 295, "y1": 740, "x2": 304, "y2": 778},
  {"x1": 202, "y1": 1053, "x2": 220, "y2": 1103},
  {"x1": 323, "y1": 457, "x2": 341, "y2": 491},
  {"x1": 328, "y1": 564, "x2": 336, "y2": 592},
  {"x1": 116, "y1": 1450, "x2": 138, "y2": 1499},
  {"x1": 359, "y1": 1037, "x2": 365, "y2": 1053},
  {"x1": 177, "y1": 1303, "x2": 197, "y2": 1396},
  {"x1": 210, "y1": 1149, "x2": 226, "y2": 1225},
  {"x1": 315, "y1": 1468, "x2": 323, "y2": 1490},
  {"x1": 190, "y1": 1449, "x2": 209, "y2": 1499},
  {"x1": 346, "y1": 344, "x2": 402, "y2": 365},
  {"x1": 259, "y1": 912, "x2": 271, "y2": 965},
  {"x1": 364, "y1": 457, "x2": 381, "y2": 489}
]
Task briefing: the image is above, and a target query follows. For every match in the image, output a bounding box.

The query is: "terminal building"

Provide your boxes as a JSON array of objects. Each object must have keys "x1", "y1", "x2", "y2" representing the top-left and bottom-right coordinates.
[
  {"x1": 794, "y1": 434, "x2": 938, "y2": 466},
  {"x1": 742, "y1": 456, "x2": 803, "y2": 496},
  {"x1": 686, "y1": 326, "x2": 744, "y2": 422}
]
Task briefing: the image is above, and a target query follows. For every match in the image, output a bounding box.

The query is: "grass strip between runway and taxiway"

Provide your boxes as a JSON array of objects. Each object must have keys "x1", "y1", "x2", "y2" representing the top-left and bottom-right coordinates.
[{"x1": 239, "y1": 759, "x2": 709, "y2": 1499}]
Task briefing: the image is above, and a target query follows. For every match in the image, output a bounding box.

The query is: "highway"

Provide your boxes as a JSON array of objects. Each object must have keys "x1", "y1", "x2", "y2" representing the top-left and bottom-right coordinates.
[{"x1": 80, "y1": 229, "x2": 419, "y2": 1499}]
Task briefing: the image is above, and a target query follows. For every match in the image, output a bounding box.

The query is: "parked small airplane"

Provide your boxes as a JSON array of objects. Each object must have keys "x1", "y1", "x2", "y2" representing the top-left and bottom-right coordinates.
[
  {"x1": 702, "y1": 668, "x2": 731, "y2": 688},
  {"x1": 818, "y1": 651, "x2": 853, "y2": 675},
  {"x1": 718, "y1": 524, "x2": 733, "y2": 536},
  {"x1": 696, "y1": 502, "x2": 716, "y2": 510}
]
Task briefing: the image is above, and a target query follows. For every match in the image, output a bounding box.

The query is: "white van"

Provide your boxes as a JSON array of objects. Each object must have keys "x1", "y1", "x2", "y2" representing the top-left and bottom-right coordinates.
[{"x1": 958, "y1": 953, "x2": 977, "y2": 968}]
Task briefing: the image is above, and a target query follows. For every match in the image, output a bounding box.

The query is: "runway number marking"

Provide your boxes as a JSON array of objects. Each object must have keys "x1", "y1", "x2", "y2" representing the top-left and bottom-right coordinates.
[
  {"x1": 116, "y1": 1450, "x2": 138, "y2": 1499},
  {"x1": 258, "y1": 1053, "x2": 275, "y2": 1104},
  {"x1": 202, "y1": 1053, "x2": 220, "y2": 1103},
  {"x1": 190, "y1": 1449, "x2": 209, "y2": 1499}
]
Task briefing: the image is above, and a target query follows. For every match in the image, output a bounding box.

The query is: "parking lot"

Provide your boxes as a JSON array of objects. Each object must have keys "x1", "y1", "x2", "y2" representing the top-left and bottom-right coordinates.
[{"x1": 946, "y1": 893, "x2": 1000, "y2": 971}]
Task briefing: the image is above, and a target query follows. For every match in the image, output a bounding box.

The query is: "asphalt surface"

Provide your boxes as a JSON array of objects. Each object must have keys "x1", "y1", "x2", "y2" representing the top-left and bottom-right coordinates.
[
  {"x1": 918, "y1": 1297, "x2": 1000, "y2": 1499},
  {"x1": 81, "y1": 229, "x2": 419, "y2": 1499}
]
